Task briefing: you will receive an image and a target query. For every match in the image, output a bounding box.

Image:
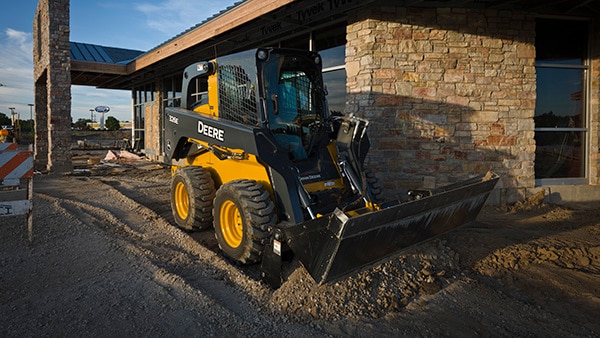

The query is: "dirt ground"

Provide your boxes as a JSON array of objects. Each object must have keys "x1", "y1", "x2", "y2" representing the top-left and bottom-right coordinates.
[{"x1": 1, "y1": 150, "x2": 599, "y2": 336}]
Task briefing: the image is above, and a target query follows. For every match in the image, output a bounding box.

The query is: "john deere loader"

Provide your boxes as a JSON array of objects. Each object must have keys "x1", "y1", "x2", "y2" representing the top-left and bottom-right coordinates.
[{"x1": 164, "y1": 47, "x2": 499, "y2": 288}]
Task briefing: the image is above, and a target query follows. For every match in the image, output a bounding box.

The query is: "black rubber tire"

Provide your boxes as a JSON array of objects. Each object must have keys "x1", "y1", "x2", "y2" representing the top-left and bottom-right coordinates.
[
  {"x1": 170, "y1": 166, "x2": 215, "y2": 231},
  {"x1": 213, "y1": 180, "x2": 275, "y2": 264},
  {"x1": 364, "y1": 169, "x2": 384, "y2": 204}
]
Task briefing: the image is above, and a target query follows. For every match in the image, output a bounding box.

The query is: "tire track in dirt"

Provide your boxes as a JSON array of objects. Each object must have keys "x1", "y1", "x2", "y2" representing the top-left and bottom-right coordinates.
[
  {"x1": 4, "y1": 193, "x2": 230, "y2": 336},
  {"x1": 17, "y1": 170, "x2": 599, "y2": 336},
  {"x1": 34, "y1": 176, "x2": 323, "y2": 336},
  {"x1": 100, "y1": 173, "x2": 270, "y2": 283}
]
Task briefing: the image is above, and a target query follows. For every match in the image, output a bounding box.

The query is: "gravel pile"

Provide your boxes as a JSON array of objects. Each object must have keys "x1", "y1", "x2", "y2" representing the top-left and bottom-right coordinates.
[{"x1": 272, "y1": 239, "x2": 462, "y2": 320}]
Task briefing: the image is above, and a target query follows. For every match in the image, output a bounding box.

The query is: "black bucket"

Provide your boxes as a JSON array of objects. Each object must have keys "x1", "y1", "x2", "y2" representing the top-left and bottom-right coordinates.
[{"x1": 284, "y1": 172, "x2": 499, "y2": 284}]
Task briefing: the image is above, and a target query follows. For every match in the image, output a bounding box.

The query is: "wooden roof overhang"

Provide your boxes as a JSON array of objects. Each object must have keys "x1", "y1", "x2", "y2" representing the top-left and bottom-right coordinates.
[{"x1": 70, "y1": 0, "x2": 600, "y2": 90}]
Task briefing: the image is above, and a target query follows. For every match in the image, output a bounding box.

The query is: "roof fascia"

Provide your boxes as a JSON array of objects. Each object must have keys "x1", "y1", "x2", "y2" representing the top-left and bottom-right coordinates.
[
  {"x1": 125, "y1": 0, "x2": 295, "y2": 73},
  {"x1": 71, "y1": 60, "x2": 129, "y2": 75}
]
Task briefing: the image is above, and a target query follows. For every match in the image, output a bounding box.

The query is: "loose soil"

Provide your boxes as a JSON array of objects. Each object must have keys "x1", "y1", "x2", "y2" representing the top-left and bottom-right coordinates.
[{"x1": 1, "y1": 151, "x2": 599, "y2": 336}]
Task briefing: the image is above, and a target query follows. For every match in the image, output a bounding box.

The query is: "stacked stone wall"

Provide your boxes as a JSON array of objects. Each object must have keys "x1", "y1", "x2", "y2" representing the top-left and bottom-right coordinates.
[
  {"x1": 346, "y1": 7, "x2": 537, "y2": 203},
  {"x1": 33, "y1": 0, "x2": 72, "y2": 173},
  {"x1": 590, "y1": 21, "x2": 600, "y2": 185}
]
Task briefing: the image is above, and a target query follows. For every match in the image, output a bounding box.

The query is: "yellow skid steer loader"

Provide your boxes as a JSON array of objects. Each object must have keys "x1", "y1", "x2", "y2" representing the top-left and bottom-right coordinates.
[{"x1": 164, "y1": 48, "x2": 499, "y2": 287}]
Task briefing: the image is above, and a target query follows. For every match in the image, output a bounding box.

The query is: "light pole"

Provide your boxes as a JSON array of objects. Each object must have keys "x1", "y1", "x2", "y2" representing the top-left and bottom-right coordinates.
[
  {"x1": 27, "y1": 104, "x2": 34, "y2": 145},
  {"x1": 28, "y1": 103, "x2": 34, "y2": 121},
  {"x1": 8, "y1": 107, "x2": 18, "y2": 142},
  {"x1": 8, "y1": 107, "x2": 16, "y2": 125},
  {"x1": 90, "y1": 108, "x2": 94, "y2": 122}
]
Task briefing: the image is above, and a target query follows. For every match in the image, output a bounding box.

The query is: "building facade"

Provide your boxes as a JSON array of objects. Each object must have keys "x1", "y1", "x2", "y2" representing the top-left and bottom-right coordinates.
[{"x1": 35, "y1": 0, "x2": 600, "y2": 204}]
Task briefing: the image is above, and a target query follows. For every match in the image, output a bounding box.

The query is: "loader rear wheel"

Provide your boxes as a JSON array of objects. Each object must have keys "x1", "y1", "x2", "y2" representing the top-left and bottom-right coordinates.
[
  {"x1": 171, "y1": 167, "x2": 215, "y2": 231},
  {"x1": 213, "y1": 180, "x2": 275, "y2": 264}
]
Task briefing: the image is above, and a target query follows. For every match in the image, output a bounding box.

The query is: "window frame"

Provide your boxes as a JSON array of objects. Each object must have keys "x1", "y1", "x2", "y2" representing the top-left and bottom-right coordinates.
[{"x1": 534, "y1": 16, "x2": 591, "y2": 186}]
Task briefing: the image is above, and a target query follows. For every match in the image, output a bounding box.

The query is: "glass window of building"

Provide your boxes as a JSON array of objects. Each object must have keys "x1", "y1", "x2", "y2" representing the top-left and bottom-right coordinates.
[
  {"x1": 314, "y1": 23, "x2": 346, "y2": 115},
  {"x1": 279, "y1": 23, "x2": 347, "y2": 115},
  {"x1": 534, "y1": 18, "x2": 589, "y2": 184}
]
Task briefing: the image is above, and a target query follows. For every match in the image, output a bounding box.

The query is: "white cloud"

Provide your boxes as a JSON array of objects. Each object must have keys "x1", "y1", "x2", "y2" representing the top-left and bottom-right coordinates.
[
  {"x1": 135, "y1": 0, "x2": 234, "y2": 37},
  {"x1": 5, "y1": 29, "x2": 33, "y2": 62},
  {"x1": 0, "y1": 29, "x2": 34, "y2": 114}
]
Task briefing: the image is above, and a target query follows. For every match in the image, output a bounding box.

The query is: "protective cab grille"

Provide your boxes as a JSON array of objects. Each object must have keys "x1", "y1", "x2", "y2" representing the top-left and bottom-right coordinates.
[{"x1": 218, "y1": 65, "x2": 259, "y2": 126}]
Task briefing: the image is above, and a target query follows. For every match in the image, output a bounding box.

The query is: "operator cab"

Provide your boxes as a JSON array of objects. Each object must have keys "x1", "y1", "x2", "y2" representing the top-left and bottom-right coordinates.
[{"x1": 259, "y1": 49, "x2": 327, "y2": 161}]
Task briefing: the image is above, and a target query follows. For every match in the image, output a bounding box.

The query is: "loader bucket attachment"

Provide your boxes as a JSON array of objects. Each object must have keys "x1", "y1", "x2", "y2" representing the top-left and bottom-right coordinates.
[{"x1": 284, "y1": 172, "x2": 499, "y2": 285}]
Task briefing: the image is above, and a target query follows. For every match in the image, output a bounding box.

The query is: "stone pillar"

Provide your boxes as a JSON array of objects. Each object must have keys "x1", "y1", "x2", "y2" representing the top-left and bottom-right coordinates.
[
  {"x1": 34, "y1": 72, "x2": 48, "y2": 171},
  {"x1": 33, "y1": 0, "x2": 72, "y2": 173}
]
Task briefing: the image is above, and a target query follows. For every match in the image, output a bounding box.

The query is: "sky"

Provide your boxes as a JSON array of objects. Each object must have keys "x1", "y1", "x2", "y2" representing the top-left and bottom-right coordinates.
[{"x1": 0, "y1": 0, "x2": 238, "y2": 123}]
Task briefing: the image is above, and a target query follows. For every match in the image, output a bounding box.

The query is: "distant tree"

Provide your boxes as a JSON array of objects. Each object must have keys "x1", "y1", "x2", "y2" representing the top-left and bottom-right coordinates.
[
  {"x1": 20, "y1": 119, "x2": 34, "y2": 132},
  {"x1": 73, "y1": 118, "x2": 92, "y2": 130},
  {"x1": 105, "y1": 116, "x2": 121, "y2": 131},
  {"x1": 0, "y1": 112, "x2": 11, "y2": 126}
]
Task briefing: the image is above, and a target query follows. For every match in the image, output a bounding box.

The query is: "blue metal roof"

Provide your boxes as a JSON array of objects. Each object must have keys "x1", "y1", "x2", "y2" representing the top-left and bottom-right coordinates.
[{"x1": 70, "y1": 42, "x2": 144, "y2": 64}]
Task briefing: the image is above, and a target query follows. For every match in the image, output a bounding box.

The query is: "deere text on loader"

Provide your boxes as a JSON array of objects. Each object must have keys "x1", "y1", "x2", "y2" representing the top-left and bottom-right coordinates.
[{"x1": 164, "y1": 48, "x2": 499, "y2": 288}]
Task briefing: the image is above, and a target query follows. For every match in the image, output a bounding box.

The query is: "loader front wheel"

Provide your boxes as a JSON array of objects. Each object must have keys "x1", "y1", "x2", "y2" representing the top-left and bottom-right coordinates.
[
  {"x1": 171, "y1": 167, "x2": 215, "y2": 231},
  {"x1": 365, "y1": 169, "x2": 384, "y2": 204},
  {"x1": 214, "y1": 180, "x2": 275, "y2": 264}
]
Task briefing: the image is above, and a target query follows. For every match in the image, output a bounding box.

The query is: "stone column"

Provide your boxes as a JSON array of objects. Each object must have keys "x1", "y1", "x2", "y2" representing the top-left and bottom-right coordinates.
[
  {"x1": 33, "y1": 0, "x2": 72, "y2": 173},
  {"x1": 34, "y1": 73, "x2": 48, "y2": 171}
]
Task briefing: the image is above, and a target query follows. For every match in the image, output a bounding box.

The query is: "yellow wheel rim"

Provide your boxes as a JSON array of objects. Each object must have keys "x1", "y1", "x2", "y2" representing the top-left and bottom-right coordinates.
[
  {"x1": 174, "y1": 181, "x2": 189, "y2": 220},
  {"x1": 220, "y1": 200, "x2": 243, "y2": 248}
]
